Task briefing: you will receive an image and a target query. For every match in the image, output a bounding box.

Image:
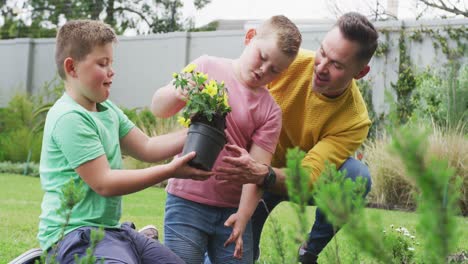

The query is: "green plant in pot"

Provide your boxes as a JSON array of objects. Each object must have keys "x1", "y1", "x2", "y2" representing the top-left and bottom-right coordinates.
[{"x1": 173, "y1": 63, "x2": 232, "y2": 171}]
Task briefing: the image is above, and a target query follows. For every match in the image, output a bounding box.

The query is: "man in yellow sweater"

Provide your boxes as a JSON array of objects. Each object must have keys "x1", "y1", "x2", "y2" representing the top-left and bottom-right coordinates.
[{"x1": 215, "y1": 12, "x2": 378, "y2": 263}]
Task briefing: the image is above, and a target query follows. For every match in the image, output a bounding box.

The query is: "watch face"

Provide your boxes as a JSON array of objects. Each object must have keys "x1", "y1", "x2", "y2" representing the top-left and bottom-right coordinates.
[{"x1": 264, "y1": 166, "x2": 276, "y2": 189}]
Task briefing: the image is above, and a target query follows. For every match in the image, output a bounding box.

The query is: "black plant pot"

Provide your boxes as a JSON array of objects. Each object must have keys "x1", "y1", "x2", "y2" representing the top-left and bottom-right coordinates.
[{"x1": 182, "y1": 121, "x2": 227, "y2": 171}]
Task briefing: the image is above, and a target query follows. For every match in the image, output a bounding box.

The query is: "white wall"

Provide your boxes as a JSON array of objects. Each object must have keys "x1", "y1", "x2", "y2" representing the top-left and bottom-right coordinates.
[{"x1": 0, "y1": 18, "x2": 466, "y2": 113}]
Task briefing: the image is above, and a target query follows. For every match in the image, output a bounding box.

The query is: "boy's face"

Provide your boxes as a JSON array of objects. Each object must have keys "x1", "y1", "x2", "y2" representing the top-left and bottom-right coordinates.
[
  {"x1": 238, "y1": 33, "x2": 294, "y2": 89},
  {"x1": 72, "y1": 43, "x2": 114, "y2": 104},
  {"x1": 312, "y1": 27, "x2": 368, "y2": 97}
]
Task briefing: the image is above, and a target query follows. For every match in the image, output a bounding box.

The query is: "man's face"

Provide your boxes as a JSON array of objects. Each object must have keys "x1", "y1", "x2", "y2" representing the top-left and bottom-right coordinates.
[{"x1": 312, "y1": 27, "x2": 366, "y2": 97}]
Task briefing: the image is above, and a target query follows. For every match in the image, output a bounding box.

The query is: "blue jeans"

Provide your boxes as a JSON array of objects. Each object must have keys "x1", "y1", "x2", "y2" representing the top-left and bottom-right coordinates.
[
  {"x1": 252, "y1": 157, "x2": 372, "y2": 263},
  {"x1": 47, "y1": 222, "x2": 184, "y2": 264},
  {"x1": 164, "y1": 194, "x2": 253, "y2": 264}
]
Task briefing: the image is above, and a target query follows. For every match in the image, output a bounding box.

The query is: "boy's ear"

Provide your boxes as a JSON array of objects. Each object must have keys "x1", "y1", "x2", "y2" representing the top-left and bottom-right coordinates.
[
  {"x1": 244, "y1": 29, "x2": 256, "y2": 45},
  {"x1": 354, "y1": 65, "x2": 370, "y2": 80},
  {"x1": 64, "y1": 57, "x2": 77, "y2": 78}
]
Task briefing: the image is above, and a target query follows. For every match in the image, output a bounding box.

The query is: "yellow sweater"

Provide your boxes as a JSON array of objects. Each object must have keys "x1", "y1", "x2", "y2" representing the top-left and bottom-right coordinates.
[{"x1": 267, "y1": 49, "x2": 371, "y2": 184}]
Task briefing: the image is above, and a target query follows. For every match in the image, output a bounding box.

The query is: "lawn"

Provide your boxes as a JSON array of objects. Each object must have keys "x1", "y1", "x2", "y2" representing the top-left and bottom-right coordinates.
[{"x1": 1, "y1": 173, "x2": 467, "y2": 263}]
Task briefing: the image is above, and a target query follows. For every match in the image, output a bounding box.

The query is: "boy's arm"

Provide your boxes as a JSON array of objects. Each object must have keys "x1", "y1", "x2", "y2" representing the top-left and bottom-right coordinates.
[
  {"x1": 75, "y1": 151, "x2": 212, "y2": 197},
  {"x1": 224, "y1": 144, "x2": 271, "y2": 258},
  {"x1": 120, "y1": 126, "x2": 187, "y2": 163},
  {"x1": 151, "y1": 82, "x2": 186, "y2": 118}
]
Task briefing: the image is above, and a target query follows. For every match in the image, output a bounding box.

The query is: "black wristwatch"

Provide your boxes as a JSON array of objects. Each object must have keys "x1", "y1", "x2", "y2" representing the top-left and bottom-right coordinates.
[{"x1": 262, "y1": 165, "x2": 276, "y2": 190}]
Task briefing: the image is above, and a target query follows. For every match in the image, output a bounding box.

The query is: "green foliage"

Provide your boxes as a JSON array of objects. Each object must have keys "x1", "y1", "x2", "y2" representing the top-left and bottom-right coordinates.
[
  {"x1": 121, "y1": 106, "x2": 179, "y2": 137},
  {"x1": 391, "y1": 125, "x2": 461, "y2": 263},
  {"x1": 383, "y1": 226, "x2": 417, "y2": 264},
  {"x1": 0, "y1": 78, "x2": 64, "y2": 163},
  {"x1": 357, "y1": 79, "x2": 386, "y2": 139},
  {"x1": 411, "y1": 62, "x2": 467, "y2": 131},
  {"x1": 391, "y1": 29, "x2": 416, "y2": 125},
  {"x1": 42, "y1": 179, "x2": 106, "y2": 263},
  {"x1": 0, "y1": 0, "x2": 212, "y2": 38},
  {"x1": 0, "y1": 161, "x2": 39, "y2": 177},
  {"x1": 0, "y1": 15, "x2": 57, "y2": 39},
  {"x1": 375, "y1": 41, "x2": 390, "y2": 57},
  {"x1": 284, "y1": 148, "x2": 312, "y2": 244},
  {"x1": 0, "y1": 94, "x2": 42, "y2": 162},
  {"x1": 2, "y1": 174, "x2": 468, "y2": 263},
  {"x1": 312, "y1": 162, "x2": 396, "y2": 263},
  {"x1": 188, "y1": 21, "x2": 219, "y2": 32},
  {"x1": 173, "y1": 64, "x2": 231, "y2": 126}
]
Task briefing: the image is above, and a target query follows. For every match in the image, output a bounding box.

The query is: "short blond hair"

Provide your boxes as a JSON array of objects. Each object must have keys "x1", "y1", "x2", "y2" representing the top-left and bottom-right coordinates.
[
  {"x1": 256, "y1": 15, "x2": 302, "y2": 57},
  {"x1": 55, "y1": 20, "x2": 116, "y2": 79}
]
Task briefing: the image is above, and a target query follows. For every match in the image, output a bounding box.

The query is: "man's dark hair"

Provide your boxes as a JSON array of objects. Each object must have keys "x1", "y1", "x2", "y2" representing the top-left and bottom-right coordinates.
[{"x1": 336, "y1": 12, "x2": 378, "y2": 63}]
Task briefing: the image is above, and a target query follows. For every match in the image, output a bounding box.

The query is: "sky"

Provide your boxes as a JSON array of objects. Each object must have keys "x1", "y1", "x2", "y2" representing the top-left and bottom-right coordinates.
[{"x1": 180, "y1": 0, "x2": 422, "y2": 27}]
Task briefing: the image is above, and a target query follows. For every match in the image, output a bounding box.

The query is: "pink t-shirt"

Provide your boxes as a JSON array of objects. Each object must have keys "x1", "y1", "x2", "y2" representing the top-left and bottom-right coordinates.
[{"x1": 166, "y1": 55, "x2": 282, "y2": 207}]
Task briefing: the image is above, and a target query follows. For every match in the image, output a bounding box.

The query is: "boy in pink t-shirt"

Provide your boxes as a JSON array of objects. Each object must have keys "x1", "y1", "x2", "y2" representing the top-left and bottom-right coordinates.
[{"x1": 152, "y1": 15, "x2": 301, "y2": 264}]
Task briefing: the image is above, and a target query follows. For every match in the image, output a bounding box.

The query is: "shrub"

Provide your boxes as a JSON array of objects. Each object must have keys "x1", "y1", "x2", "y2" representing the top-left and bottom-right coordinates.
[
  {"x1": 0, "y1": 161, "x2": 39, "y2": 177},
  {"x1": 0, "y1": 77, "x2": 64, "y2": 163},
  {"x1": 364, "y1": 124, "x2": 468, "y2": 215},
  {"x1": 0, "y1": 94, "x2": 42, "y2": 162},
  {"x1": 364, "y1": 134, "x2": 416, "y2": 210},
  {"x1": 411, "y1": 62, "x2": 467, "y2": 131}
]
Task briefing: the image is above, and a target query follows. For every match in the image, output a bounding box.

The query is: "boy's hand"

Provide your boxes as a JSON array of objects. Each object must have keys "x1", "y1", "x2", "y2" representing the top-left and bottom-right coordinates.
[
  {"x1": 174, "y1": 79, "x2": 200, "y2": 101},
  {"x1": 223, "y1": 212, "x2": 249, "y2": 259},
  {"x1": 169, "y1": 152, "x2": 213, "y2": 181}
]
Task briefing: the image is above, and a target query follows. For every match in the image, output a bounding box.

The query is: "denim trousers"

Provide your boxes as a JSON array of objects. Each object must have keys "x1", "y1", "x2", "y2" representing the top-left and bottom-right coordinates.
[
  {"x1": 47, "y1": 222, "x2": 184, "y2": 264},
  {"x1": 252, "y1": 157, "x2": 372, "y2": 262},
  {"x1": 164, "y1": 193, "x2": 254, "y2": 264}
]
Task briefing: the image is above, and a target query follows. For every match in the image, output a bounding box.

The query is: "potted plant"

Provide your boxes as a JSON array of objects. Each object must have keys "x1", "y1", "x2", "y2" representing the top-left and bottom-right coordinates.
[{"x1": 173, "y1": 63, "x2": 232, "y2": 171}]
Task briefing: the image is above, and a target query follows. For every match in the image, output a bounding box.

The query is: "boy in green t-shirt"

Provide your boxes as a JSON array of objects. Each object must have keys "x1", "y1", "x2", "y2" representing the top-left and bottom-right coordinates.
[{"x1": 38, "y1": 19, "x2": 211, "y2": 263}]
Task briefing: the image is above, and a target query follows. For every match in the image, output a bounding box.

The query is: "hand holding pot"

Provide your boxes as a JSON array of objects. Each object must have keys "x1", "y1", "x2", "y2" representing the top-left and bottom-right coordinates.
[{"x1": 169, "y1": 151, "x2": 213, "y2": 181}]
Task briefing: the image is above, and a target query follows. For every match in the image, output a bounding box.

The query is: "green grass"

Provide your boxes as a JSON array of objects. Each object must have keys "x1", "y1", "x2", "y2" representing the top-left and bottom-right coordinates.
[{"x1": 1, "y1": 173, "x2": 467, "y2": 263}]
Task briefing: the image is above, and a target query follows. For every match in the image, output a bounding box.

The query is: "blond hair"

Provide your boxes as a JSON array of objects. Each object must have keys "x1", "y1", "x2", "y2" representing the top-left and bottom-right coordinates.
[
  {"x1": 256, "y1": 15, "x2": 302, "y2": 57},
  {"x1": 55, "y1": 20, "x2": 116, "y2": 79}
]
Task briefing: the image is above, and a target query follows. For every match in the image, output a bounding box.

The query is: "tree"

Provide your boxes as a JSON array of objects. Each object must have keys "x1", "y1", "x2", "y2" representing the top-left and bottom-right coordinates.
[
  {"x1": 326, "y1": 0, "x2": 467, "y2": 20},
  {"x1": 0, "y1": 0, "x2": 212, "y2": 39},
  {"x1": 415, "y1": 0, "x2": 467, "y2": 18}
]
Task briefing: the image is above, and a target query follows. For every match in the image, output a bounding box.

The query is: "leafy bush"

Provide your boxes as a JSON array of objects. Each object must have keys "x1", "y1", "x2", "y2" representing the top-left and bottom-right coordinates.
[
  {"x1": 0, "y1": 77, "x2": 64, "y2": 163},
  {"x1": 365, "y1": 124, "x2": 467, "y2": 215},
  {"x1": 0, "y1": 94, "x2": 42, "y2": 162},
  {"x1": 411, "y1": 62, "x2": 467, "y2": 131},
  {"x1": 0, "y1": 161, "x2": 39, "y2": 177},
  {"x1": 307, "y1": 126, "x2": 460, "y2": 263}
]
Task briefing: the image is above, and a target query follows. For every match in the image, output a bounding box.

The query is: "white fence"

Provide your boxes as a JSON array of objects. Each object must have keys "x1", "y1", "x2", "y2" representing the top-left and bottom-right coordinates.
[{"x1": 0, "y1": 18, "x2": 466, "y2": 114}]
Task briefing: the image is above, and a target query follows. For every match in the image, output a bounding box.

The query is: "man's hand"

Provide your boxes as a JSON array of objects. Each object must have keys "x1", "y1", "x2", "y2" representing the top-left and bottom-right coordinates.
[
  {"x1": 214, "y1": 145, "x2": 268, "y2": 185},
  {"x1": 223, "y1": 212, "x2": 248, "y2": 259},
  {"x1": 169, "y1": 151, "x2": 213, "y2": 181}
]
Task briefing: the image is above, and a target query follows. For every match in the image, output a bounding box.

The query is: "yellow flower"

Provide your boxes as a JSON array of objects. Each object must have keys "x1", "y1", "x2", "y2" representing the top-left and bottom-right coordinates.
[
  {"x1": 182, "y1": 63, "x2": 197, "y2": 73},
  {"x1": 202, "y1": 80, "x2": 218, "y2": 97},
  {"x1": 223, "y1": 93, "x2": 230, "y2": 107},
  {"x1": 177, "y1": 116, "x2": 191, "y2": 127},
  {"x1": 172, "y1": 72, "x2": 179, "y2": 78},
  {"x1": 197, "y1": 72, "x2": 208, "y2": 81}
]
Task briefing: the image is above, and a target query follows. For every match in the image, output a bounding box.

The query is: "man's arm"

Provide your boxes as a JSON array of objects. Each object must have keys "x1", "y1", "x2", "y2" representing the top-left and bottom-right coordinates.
[
  {"x1": 301, "y1": 125, "x2": 370, "y2": 184},
  {"x1": 216, "y1": 124, "x2": 369, "y2": 194},
  {"x1": 215, "y1": 144, "x2": 289, "y2": 195}
]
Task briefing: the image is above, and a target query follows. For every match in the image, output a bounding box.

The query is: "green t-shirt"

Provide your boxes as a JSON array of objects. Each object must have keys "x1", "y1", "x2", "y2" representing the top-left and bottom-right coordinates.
[{"x1": 37, "y1": 93, "x2": 134, "y2": 250}]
